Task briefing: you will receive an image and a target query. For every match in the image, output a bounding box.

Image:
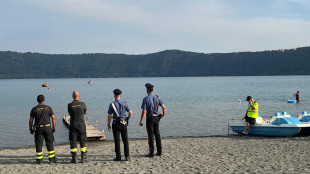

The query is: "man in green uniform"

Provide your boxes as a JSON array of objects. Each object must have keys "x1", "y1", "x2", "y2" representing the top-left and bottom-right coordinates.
[
  {"x1": 68, "y1": 91, "x2": 88, "y2": 163},
  {"x1": 29, "y1": 95, "x2": 56, "y2": 164}
]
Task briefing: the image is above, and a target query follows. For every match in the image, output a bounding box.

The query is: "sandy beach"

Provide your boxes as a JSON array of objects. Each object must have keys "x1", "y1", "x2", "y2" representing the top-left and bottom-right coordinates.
[{"x1": 1, "y1": 136, "x2": 310, "y2": 173}]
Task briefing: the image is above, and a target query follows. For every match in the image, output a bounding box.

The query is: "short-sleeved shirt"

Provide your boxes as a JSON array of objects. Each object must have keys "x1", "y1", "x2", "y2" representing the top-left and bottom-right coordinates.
[
  {"x1": 68, "y1": 100, "x2": 87, "y2": 124},
  {"x1": 108, "y1": 100, "x2": 130, "y2": 120},
  {"x1": 30, "y1": 104, "x2": 54, "y2": 125},
  {"x1": 141, "y1": 94, "x2": 164, "y2": 115}
]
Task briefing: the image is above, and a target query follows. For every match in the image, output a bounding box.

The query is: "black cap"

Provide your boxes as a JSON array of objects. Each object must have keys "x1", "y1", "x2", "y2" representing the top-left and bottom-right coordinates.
[
  {"x1": 246, "y1": 96, "x2": 252, "y2": 101},
  {"x1": 145, "y1": 83, "x2": 154, "y2": 88},
  {"x1": 113, "y1": 89, "x2": 122, "y2": 95}
]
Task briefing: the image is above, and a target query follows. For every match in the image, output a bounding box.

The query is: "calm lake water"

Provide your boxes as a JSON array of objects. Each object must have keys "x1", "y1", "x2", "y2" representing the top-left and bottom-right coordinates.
[{"x1": 0, "y1": 76, "x2": 310, "y2": 148}]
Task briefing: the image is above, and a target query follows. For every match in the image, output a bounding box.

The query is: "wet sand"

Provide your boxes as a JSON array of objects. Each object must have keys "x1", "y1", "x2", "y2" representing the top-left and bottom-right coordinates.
[{"x1": 1, "y1": 136, "x2": 310, "y2": 173}]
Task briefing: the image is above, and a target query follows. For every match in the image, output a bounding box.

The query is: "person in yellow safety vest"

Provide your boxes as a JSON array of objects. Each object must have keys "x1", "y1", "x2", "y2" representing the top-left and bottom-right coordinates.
[{"x1": 242, "y1": 96, "x2": 259, "y2": 135}]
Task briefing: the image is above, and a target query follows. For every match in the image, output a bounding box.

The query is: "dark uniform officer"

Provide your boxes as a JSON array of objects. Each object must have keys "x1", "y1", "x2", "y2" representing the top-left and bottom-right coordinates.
[
  {"x1": 107, "y1": 89, "x2": 133, "y2": 161},
  {"x1": 139, "y1": 83, "x2": 166, "y2": 157},
  {"x1": 29, "y1": 95, "x2": 56, "y2": 164},
  {"x1": 68, "y1": 90, "x2": 88, "y2": 163}
]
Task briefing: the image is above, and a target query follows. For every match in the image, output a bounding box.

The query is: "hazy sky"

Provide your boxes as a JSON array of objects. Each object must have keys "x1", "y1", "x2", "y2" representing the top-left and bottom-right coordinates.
[{"x1": 1, "y1": 0, "x2": 310, "y2": 54}]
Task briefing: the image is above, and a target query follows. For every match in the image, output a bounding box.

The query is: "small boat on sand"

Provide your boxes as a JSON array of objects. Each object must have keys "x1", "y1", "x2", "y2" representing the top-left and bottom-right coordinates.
[
  {"x1": 297, "y1": 111, "x2": 310, "y2": 136},
  {"x1": 229, "y1": 112, "x2": 309, "y2": 137}
]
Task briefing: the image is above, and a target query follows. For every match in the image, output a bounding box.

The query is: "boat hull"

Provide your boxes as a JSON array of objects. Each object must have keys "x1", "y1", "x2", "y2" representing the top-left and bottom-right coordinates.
[
  {"x1": 298, "y1": 115, "x2": 310, "y2": 136},
  {"x1": 298, "y1": 127, "x2": 310, "y2": 136},
  {"x1": 231, "y1": 125, "x2": 301, "y2": 137}
]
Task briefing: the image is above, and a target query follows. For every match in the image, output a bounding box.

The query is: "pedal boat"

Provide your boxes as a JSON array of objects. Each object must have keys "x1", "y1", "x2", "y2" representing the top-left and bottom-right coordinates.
[
  {"x1": 297, "y1": 111, "x2": 310, "y2": 136},
  {"x1": 229, "y1": 112, "x2": 308, "y2": 137}
]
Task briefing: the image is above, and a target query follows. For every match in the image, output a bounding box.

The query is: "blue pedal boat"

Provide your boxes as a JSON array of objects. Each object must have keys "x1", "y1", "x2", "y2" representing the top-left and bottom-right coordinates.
[
  {"x1": 297, "y1": 111, "x2": 310, "y2": 136},
  {"x1": 229, "y1": 112, "x2": 307, "y2": 137},
  {"x1": 287, "y1": 100, "x2": 297, "y2": 103}
]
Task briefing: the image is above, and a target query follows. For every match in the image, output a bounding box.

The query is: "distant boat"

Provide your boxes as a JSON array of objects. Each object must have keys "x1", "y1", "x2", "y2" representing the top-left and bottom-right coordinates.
[
  {"x1": 42, "y1": 82, "x2": 48, "y2": 87},
  {"x1": 88, "y1": 80, "x2": 93, "y2": 84}
]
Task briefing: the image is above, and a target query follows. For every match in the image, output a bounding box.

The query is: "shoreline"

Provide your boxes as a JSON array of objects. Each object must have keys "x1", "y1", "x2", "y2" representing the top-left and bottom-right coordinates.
[
  {"x1": 1, "y1": 136, "x2": 310, "y2": 173},
  {"x1": 0, "y1": 133, "x2": 305, "y2": 150},
  {"x1": 0, "y1": 135, "x2": 230, "y2": 150}
]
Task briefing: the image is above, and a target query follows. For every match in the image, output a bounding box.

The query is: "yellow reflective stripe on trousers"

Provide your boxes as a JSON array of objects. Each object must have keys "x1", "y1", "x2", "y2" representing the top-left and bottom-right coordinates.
[
  {"x1": 36, "y1": 155, "x2": 43, "y2": 159},
  {"x1": 48, "y1": 154, "x2": 55, "y2": 158},
  {"x1": 48, "y1": 150, "x2": 55, "y2": 154},
  {"x1": 48, "y1": 150, "x2": 55, "y2": 158},
  {"x1": 36, "y1": 152, "x2": 43, "y2": 159},
  {"x1": 80, "y1": 147, "x2": 87, "y2": 152},
  {"x1": 71, "y1": 148, "x2": 77, "y2": 152}
]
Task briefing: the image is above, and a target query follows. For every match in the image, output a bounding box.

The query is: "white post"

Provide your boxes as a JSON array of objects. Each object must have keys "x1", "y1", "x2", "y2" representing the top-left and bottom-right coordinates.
[{"x1": 86, "y1": 117, "x2": 91, "y2": 125}]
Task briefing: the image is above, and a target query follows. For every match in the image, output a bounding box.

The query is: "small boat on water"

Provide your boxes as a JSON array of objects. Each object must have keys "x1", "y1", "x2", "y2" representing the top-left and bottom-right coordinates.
[
  {"x1": 42, "y1": 82, "x2": 48, "y2": 87},
  {"x1": 229, "y1": 112, "x2": 309, "y2": 137},
  {"x1": 88, "y1": 80, "x2": 93, "y2": 84},
  {"x1": 287, "y1": 100, "x2": 297, "y2": 103}
]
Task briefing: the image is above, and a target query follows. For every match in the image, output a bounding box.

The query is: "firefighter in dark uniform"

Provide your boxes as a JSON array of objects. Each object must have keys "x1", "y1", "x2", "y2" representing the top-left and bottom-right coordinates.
[
  {"x1": 139, "y1": 83, "x2": 166, "y2": 157},
  {"x1": 107, "y1": 89, "x2": 133, "y2": 161},
  {"x1": 29, "y1": 95, "x2": 56, "y2": 164},
  {"x1": 68, "y1": 90, "x2": 88, "y2": 163}
]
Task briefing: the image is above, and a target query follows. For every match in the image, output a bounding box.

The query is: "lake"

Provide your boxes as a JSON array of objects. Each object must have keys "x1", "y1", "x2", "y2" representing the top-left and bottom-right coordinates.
[{"x1": 0, "y1": 76, "x2": 309, "y2": 148}]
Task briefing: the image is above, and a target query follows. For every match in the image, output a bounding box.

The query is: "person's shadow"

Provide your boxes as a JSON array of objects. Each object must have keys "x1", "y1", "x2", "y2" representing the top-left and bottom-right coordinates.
[
  {"x1": 0, "y1": 155, "x2": 37, "y2": 164},
  {"x1": 0, "y1": 154, "x2": 72, "y2": 164},
  {"x1": 0, "y1": 154, "x2": 121, "y2": 164}
]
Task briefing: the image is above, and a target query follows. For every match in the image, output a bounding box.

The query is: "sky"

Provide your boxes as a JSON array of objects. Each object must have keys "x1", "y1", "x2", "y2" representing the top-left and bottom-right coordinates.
[{"x1": 1, "y1": 0, "x2": 310, "y2": 54}]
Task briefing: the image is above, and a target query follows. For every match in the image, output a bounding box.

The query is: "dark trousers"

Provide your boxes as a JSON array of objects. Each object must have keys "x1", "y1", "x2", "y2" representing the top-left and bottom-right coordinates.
[
  {"x1": 35, "y1": 127, "x2": 54, "y2": 152},
  {"x1": 69, "y1": 123, "x2": 87, "y2": 149},
  {"x1": 112, "y1": 122, "x2": 129, "y2": 159},
  {"x1": 146, "y1": 116, "x2": 162, "y2": 154}
]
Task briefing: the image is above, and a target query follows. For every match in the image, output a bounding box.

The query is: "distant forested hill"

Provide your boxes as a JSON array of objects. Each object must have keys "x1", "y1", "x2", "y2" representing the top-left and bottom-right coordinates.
[{"x1": 1, "y1": 47, "x2": 310, "y2": 78}]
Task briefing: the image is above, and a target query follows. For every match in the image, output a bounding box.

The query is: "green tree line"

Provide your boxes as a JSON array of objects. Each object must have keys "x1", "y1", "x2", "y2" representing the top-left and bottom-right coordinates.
[{"x1": 0, "y1": 47, "x2": 310, "y2": 78}]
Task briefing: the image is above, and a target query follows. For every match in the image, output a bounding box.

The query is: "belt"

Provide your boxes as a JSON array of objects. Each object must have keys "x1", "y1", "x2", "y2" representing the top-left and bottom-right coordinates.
[
  {"x1": 147, "y1": 113, "x2": 158, "y2": 117},
  {"x1": 113, "y1": 118, "x2": 126, "y2": 122},
  {"x1": 113, "y1": 119, "x2": 127, "y2": 125},
  {"x1": 36, "y1": 124, "x2": 51, "y2": 128}
]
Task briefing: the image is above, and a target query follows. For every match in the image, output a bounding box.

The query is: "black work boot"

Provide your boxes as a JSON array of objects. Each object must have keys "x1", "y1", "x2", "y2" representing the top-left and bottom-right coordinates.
[
  {"x1": 113, "y1": 157, "x2": 121, "y2": 161},
  {"x1": 36, "y1": 159, "x2": 43, "y2": 164},
  {"x1": 71, "y1": 152, "x2": 78, "y2": 164},
  {"x1": 81, "y1": 152, "x2": 88, "y2": 163},
  {"x1": 155, "y1": 152, "x2": 162, "y2": 156},
  {"x1": 145, "y1": 153, "x2": 154, "y2": 157},
  {"x1": 49, "y1": 157, "x2": 56, "y2": 164}
]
